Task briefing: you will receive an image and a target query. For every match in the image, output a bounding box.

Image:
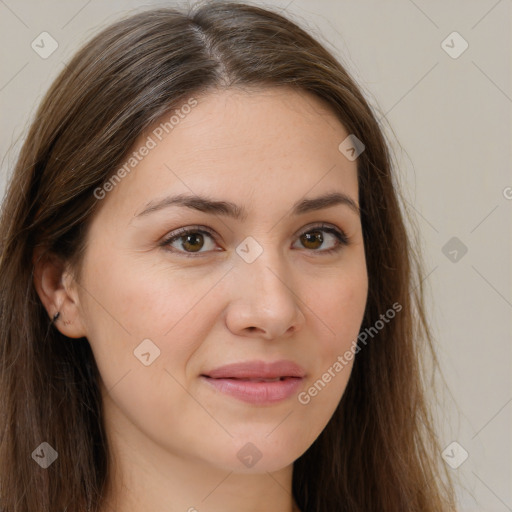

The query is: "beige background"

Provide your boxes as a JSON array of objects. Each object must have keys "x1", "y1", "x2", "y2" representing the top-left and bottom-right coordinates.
[{"x1": 1, "y1": 1, "x2": 511, "y2": 510}]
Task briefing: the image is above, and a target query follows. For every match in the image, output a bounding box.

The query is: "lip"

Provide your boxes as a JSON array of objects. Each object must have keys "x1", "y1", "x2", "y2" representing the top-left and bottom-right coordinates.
[
  {"x1": 203, "y1": 359, "x2": 306, "y2": 379},
  {"x1": 201, "y1": 360, "x2": 306, "y2": 405}
]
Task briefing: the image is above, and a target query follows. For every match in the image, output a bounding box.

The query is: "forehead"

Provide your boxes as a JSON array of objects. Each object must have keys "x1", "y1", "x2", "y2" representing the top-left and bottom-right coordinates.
[{"x1": 98, "y1": 87, "x2": 359, "y2": 221}]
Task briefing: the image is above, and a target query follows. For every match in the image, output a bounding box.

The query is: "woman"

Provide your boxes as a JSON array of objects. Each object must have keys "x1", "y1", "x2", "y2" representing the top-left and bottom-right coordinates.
[{"x1": 0, "y1": 2, "x2": 456, "y2": 511}]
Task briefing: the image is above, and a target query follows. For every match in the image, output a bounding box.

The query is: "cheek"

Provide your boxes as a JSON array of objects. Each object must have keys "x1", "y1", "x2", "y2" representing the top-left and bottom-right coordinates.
[
  {"x1": 294, "y1": 272, "x2": 367, "y2": 427},
  {"x1": 309, "y1": 265, "x2": 368, "y2": 354},
  {"x1": 82, "y1": 245, "x2": 222, "y2": 354}
]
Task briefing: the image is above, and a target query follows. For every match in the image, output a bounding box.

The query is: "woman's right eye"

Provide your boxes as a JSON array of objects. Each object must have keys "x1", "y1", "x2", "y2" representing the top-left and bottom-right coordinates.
[{"x1": 161, "y1": 227, "x2": 219, "y2": 257}]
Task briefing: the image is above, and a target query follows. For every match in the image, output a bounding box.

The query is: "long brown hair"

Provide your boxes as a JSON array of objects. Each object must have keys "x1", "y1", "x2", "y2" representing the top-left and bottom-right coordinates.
[{"x1": 0, "y1": 2, "x2": 456, "y2": 510}]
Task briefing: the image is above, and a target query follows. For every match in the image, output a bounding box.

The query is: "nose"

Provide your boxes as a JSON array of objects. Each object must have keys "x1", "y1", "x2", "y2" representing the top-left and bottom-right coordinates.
[{"x1": 224, "y1": 251, "x2": 306, "y2": 340}]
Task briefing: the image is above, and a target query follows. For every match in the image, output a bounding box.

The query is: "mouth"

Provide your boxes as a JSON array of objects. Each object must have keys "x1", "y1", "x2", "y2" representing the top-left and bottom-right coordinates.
[{"x1": 200, "y1": 360, "x2": 305, "y2": 404}]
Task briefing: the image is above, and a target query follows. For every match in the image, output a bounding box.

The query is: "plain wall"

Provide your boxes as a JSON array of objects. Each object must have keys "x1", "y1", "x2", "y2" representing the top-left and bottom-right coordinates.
[{"x1": 1, "y1": 1, "x2": 510, "y2": 510}]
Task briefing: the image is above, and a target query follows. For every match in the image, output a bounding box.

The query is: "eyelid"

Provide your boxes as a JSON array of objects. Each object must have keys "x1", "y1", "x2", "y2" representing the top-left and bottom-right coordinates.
[{"x1": 295, "y1": 222, "x2": 349, "y2": 243}]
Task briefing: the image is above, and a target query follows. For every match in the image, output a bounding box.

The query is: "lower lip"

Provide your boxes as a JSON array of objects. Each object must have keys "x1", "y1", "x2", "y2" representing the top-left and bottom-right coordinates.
[{"x1": 201, "y1": 376, "x2": 304, "y2": 404}]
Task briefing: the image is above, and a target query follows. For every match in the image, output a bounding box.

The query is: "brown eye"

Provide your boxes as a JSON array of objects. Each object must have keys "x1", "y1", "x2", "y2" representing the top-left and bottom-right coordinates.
[
  {"x1": 293, "y1": 225, "x2": 349, "y2": 254},
  {"x1": 162, "y1": 227, "x2": 218, "y2": 256},
  {"x1": 300, "y1": 230, "x2": 324, "y2": 250},
  {"x1": 181, "y1": 232, "x2": 205, "y2": 252}
]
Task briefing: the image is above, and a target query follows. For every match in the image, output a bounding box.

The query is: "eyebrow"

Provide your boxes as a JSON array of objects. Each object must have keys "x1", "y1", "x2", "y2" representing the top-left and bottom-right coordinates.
[{"x1": 134, "y1": 191, "x2": 360, "y2": 220}]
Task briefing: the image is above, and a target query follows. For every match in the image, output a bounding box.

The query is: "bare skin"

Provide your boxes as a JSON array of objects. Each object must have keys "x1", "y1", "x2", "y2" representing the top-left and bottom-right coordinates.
[{"x1": 34, "y1": 87, "x2": 368, "y2": 512}]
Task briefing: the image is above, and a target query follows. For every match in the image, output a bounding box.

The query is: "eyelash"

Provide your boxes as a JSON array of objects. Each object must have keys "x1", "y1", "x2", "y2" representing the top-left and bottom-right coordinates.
[{"x1": 159, "y1": 223, "x2": 350, "y2": 258}]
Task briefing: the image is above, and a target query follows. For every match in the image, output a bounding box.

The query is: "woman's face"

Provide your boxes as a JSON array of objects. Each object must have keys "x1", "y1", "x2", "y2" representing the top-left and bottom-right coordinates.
[{"x1": 72, "y1": 87, "x2": 368, "y2": 474}]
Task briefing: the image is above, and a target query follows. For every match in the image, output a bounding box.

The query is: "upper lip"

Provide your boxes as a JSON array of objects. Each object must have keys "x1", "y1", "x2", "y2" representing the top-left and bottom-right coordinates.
[{"x1": 202, "y1": 360, "x2": 306, "y2": 379}]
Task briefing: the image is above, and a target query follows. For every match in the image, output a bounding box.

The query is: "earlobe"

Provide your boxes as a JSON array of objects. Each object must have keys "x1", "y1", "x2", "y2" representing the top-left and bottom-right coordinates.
[{"x1": 32, "y1": 248, "x2": 87, "y2": 339}]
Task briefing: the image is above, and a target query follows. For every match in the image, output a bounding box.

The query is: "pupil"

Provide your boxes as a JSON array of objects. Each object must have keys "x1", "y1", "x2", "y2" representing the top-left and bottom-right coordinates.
[
  {"x1": 303, "y1": 231, "x2": 322, "y2": 248},
  {"x1": 184, "y1": 233, "x2": 203, "y2": 252}
]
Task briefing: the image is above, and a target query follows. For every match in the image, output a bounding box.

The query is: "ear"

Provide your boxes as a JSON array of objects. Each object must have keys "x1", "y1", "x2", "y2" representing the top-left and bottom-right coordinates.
[{"x1": 32, "y1": 247, "x2": 87, "y2": 339}]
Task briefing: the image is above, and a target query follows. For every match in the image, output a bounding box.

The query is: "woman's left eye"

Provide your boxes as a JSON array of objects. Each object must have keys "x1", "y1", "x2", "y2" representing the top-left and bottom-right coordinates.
[{"x1": 160, "y1": 224, "x2": 349, "y2": 257}]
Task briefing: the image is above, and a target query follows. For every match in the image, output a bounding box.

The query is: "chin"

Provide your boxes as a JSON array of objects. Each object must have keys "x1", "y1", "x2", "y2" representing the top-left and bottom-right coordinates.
[{"x1": 204, "y1": 436, "x2": 306, "y2": 474}]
